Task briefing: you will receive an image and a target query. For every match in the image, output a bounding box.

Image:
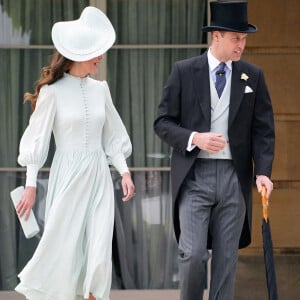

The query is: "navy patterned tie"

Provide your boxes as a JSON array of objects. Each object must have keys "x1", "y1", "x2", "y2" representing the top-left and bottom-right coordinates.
[{"x1": 215, "y1": 62, "x2": 226, "y2": 98}]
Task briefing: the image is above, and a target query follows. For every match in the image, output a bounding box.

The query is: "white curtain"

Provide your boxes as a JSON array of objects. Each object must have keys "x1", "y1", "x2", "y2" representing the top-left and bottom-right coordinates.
[
  {"x1": 0, "y1": 0, "x2": 88, "y2": 289},
  {"x1": 0, "y1": 0, "x2": 207, "y2": 290},
  {"x1": 106, "y1": 0, "x2": 207, "y2": 288}
]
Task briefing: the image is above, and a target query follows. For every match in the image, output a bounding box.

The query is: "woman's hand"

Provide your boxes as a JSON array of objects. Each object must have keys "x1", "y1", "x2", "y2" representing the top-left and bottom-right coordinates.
[
  {"x1": 16, "y1": 186, "x2": 37, "y2": 221},
  {"x1": 121, "y1": 172, "x2": 135, "y2": 202}
]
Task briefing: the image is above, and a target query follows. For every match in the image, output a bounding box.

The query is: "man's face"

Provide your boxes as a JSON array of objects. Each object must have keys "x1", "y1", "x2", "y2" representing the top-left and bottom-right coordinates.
[{"x1": 213, "y1": 31, "x2": 248, "y2": 62}]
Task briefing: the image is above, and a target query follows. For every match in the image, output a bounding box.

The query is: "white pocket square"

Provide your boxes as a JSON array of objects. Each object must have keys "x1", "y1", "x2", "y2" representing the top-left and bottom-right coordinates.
[{"x1": 244, "y1": 85, "x2": 253, "y2": 93}]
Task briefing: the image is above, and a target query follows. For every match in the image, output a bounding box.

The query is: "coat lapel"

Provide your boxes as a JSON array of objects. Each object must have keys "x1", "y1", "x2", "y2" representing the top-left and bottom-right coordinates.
[
  {"x1": 191, "y1": 56, "x2": 248, "y2": 129},
  {"x1": 192, "y1": 53, "x2": 211, "y2": 123},
  {"x1": 229, "y1": 62, "x2": 247, "y2": 128}
]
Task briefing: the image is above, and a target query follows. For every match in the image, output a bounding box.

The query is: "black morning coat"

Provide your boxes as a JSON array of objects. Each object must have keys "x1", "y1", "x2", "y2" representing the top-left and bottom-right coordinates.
[{"x1": 154, "y1": 51, "x2": 275, "y2": 249}]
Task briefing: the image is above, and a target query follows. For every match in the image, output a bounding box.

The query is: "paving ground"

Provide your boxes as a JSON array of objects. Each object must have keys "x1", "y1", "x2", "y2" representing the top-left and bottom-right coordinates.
[
  {"x1": 1, "y1": 254, "x2": 299, "y2": 299},
  {"x1": 235, "y1": 253, "x2": 300, "y2": 299}
]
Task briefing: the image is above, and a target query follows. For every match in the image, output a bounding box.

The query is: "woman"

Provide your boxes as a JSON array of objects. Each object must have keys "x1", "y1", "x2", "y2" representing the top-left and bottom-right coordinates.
[{"x1": 15, "y1": 7, "x2": 135, "y2": 300}]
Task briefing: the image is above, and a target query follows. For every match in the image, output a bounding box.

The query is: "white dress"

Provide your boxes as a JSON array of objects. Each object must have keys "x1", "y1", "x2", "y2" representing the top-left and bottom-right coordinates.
[{"x1": 15, "y1": 73, "x2": 132, "y2": 300}]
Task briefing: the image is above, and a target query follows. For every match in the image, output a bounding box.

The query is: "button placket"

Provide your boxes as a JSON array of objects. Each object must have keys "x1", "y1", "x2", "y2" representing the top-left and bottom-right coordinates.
[{"x1": 80, "y1": 79, "x2": 89, "y2": 150}]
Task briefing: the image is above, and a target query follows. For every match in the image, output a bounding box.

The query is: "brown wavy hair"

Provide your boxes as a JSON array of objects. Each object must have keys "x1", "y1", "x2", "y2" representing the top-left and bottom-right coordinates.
[{"x1": 24, "y1": 51, "x2": 73, "y2": 111}]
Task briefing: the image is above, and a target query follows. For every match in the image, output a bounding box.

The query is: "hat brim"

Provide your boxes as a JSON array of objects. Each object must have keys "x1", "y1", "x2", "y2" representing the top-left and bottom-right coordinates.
[
  {"x1": 202, "y1": 23, "x2": 257, "y2": 33},
  {"x1": 51, "y1": 7, "x2": 116, "y2": 62},
  {"x1": 52, "y1": 22, "x2": 115, "y2": 61}
]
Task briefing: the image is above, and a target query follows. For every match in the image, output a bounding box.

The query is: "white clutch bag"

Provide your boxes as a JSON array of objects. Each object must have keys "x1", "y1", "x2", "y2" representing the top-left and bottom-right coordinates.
[{"x1": 10, "y1": 186, "x2": 40, "y2": 239}]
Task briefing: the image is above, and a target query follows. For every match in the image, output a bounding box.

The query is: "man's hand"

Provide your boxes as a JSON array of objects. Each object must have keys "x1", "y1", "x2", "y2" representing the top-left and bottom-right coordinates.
[
  {"x1": 256, "y1": 175, "x2": 273, "y2": 199},
  {"x1": 192, "y1": 132, "x2": 227, "y2": 153}
]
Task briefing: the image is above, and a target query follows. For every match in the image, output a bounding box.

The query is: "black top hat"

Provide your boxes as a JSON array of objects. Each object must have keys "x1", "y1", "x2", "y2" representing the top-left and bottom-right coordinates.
[{"x1": 202, "y1": 1, "x2": 257, "y2": 33}]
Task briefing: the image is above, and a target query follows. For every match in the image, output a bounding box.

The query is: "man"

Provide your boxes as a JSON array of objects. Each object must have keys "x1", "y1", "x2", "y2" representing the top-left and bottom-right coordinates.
[{"x1": 154, "y1": 1, "x2": 275, "y2": 300}]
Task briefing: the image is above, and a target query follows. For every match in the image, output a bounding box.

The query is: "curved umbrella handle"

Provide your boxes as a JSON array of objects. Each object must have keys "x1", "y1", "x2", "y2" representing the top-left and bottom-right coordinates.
[{"x1": 261, "y1": 186, "x2": 269, "y2": 222}]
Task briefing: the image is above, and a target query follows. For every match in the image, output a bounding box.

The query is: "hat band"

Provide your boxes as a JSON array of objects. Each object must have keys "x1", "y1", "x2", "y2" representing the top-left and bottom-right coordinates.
[{"x1": 210, "y1": 21, "x2": 249, "y2": 32}]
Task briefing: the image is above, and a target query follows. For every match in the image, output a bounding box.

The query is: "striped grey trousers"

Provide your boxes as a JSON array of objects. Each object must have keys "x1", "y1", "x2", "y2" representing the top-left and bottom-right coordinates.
[{"x1": 178, "y1": 159, "x2": 246, "y2": 300}]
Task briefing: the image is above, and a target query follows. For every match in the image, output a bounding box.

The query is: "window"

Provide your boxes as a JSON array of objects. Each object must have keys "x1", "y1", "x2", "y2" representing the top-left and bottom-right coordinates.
[
  {"x1": 0, "y1": 0, "x2": 209, "y2": 290},
  {"x1": 106, "y1": 0, "x2": 208, "y2": 167}
]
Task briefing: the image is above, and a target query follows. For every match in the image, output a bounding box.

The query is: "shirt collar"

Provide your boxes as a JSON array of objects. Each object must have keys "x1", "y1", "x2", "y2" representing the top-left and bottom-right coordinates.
[{"x1": 207, "y1": 48, "x2": 232, "y2": 72}]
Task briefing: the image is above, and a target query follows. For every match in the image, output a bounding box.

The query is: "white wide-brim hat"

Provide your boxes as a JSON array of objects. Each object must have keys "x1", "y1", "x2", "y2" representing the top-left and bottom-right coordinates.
[{"x1": 51, "y1": 6, "x2": 116, "y2": 62}]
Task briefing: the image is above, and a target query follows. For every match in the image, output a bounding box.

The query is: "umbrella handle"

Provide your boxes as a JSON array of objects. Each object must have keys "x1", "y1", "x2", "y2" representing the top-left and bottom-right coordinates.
[{"x1": 261, "y1": 186, "x2": 268, "y2": 222}]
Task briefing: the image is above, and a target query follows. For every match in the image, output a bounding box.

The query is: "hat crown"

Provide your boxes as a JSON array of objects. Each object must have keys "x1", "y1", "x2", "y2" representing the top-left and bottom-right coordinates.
[
  {"x1": 202, "y1": 1, "x2": 257, "y2": 33},
  {"x1": 80, "y1": 6, "x2": 107, "y2": 30}
]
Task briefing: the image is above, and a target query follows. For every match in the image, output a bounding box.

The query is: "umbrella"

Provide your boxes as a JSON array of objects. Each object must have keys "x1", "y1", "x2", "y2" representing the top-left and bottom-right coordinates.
[{"x1": 261, "y1": 186, "x2": 278, "y2": 300}]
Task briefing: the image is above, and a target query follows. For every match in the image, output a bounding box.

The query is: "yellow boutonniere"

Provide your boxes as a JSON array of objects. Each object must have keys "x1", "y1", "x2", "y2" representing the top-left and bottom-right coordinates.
[{"x1": 241, "y1": 73, "x2": 249, "y2": 81}]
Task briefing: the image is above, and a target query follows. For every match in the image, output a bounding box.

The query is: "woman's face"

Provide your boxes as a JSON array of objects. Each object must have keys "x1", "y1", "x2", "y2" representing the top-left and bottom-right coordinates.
[
  {"x1": 75, "y1": 55, "x2": 104, "y2": 76},
  {"x1": 83, "y1": 55, "x2": 104, "y2": 75}
]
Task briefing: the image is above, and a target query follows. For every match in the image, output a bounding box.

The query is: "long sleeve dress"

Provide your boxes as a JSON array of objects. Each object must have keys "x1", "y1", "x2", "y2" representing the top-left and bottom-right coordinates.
[{"x1": 15, "y1": 73, "x2": 132, "y2": 300}]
